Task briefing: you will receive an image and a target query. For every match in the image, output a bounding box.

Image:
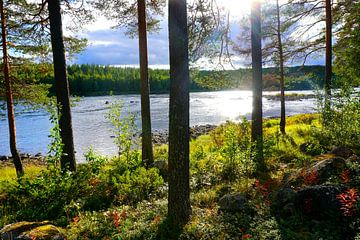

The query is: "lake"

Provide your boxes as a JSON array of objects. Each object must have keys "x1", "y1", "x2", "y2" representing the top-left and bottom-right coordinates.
[{"x1": 0, "y1": 90, "x2": 317, "y2": 160}]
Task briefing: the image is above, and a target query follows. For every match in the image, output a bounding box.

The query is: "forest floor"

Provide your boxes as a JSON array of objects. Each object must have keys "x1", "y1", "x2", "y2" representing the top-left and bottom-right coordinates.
[{"x1": 0, "y1": 113, "x2": 359, "y2": 239}]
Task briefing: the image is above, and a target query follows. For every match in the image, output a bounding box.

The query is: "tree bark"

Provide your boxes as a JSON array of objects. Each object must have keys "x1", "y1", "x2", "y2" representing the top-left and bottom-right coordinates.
[
  {"x1": 276, "y1": 0, "x2": 286, "y2": 135},
  {"x1": 251, "y1": 0, "x2": 264, "y2": 171},
  {"x1": 1, "y1": 0, "x2": 24, "y2": 177},
  {"x1": 168, "y1": 0, "x2": 191, "y2": 228},
  {"x1": 48, "y1": 0, "x2": 76, "y2": 172},
  {"x1": 324, "y1": 0, "x2": 332, "y2": 115},
  {"x1": 137, "y1": 0, "x2": 154, "y2": 167}
]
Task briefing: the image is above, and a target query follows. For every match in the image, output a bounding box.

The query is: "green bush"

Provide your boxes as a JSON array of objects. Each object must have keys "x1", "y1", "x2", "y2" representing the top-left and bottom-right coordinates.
[
  {"x1": 315, "y1": 92, "x2": 360, "y2": 153},
  {"x1": 2, "y1": 167, "x2": 93, "y2": 226},
  {"x1": 110, "y1": 167, "x2": 165, "y2": 204}
]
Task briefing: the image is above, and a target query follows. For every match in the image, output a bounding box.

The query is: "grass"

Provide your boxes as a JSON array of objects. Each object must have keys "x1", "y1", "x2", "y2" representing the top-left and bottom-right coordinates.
[
  {"x1": 0, "y1": 165, "x2": 45, "y2": 182},
  {"x1": 1, "y1": 113, "x2": 359, "y2": 239}
]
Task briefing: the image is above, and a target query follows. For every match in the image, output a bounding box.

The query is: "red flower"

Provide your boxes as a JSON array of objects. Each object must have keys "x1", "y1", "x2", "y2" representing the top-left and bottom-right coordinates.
[
  {"x1": 341, "y1": 169, "x2": 350, "y2": 184},
  {"x1": 242, "y1": 234, "x2": 252, "y2": 239},
  {"x1": 337, "y1": 188, "x2": 358, "y2": 217}
]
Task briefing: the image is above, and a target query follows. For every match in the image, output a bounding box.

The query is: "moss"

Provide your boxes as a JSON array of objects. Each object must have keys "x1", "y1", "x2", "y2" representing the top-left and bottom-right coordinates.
[
  {"x1": 0, "y1": 221, "x2": 49, "y2": 233},
  {"x1": 25, "y1": 224, "x2": 65, "y2": 239}
]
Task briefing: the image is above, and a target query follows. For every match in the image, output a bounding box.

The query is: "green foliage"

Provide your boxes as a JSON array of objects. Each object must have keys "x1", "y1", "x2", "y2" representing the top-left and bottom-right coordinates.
[
  {"x1": 105, "y1": 100, "x2": 138, "y2": 160},
  {"x1": 66, "y1": 200, "x2": 167, "y2": 240},
  {"x1": 84, "y1": 147, "x2": 108, "y2": 174},
  {"x1": 29, "y1": 64, "x2": 327, "y2": 96},
  {"x1": 334, "y1": 1, "x2": 360, "y2": 86},
  {"x1": 46, "y1": 101, "x2": 64, "y2": 168},
  {"x1": 1, "y1": 167, "x2": 92, "y2": 226},
  {"x1": 220, "y1": 121, "x2": 254, "y2": 181},
  {"x1": 110, "y1": 166, "x2": 165, "y2": 204},
  {"x1": 315, "y1": 92, "x2": 360, "y2": 153}
]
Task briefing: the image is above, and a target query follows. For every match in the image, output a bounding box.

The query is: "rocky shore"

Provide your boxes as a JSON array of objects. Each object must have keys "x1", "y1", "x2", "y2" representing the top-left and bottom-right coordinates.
[
  {"x1": 264, "y1": 93, "x2": 316, "y2": 101},
  {"x1": 0, "y1": 124, "x2": 217, "y2": 165},
  {"x1": 0, "y1": 153, "x2": 46, "y2": 167},
  {"x1": 152, "y1": 124, "x2": 217, "y2": 145}
]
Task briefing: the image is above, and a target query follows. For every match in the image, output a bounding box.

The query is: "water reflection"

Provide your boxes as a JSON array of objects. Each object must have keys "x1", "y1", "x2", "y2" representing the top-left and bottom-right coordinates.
[{"x1": 0, "y1": 90, "x2": 316, "y2": 160}]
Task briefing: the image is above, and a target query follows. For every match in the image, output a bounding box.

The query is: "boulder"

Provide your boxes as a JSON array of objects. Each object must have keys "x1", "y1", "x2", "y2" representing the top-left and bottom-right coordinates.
[
  {"x1": 274, "y1": 187, "x2": 297, "y2": 207},
  {"x1": 293, "y1": 184, "x2": 346, "y2": 219},
  {"x1": 307, "y1": 157, "x2": 345, "y2": 182},
  {"x1": 0, "y1": 221, "x2": 65, "y2": 240},
  {"x1": 330, "y1": 146, "x2": 354, "y2": 158},
  {"x1": 347, "y1": 154, "x2": 360, "y2": 164},
  {"x1": 219, "y1": 193, "x2": 248, "y2": 212}
]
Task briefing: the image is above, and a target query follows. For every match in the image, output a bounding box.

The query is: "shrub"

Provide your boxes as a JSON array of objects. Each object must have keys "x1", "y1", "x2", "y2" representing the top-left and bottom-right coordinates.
[
  {"x1": 3, "y1": 167, "x2": 93, "y2": 226},
  {"x1": 315, "y1": 92, "x2": 360, "y2": 153},
  {"x1": 110, "y1": 167, "x2": 165, "y2": 204}
]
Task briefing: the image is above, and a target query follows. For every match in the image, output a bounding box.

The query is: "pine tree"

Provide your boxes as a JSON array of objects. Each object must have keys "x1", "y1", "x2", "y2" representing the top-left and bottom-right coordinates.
[
  {"x1": 0, "y1": 0, "x2": 23, "y2": 177},
  {"x1": 168, "y1": 0, "x2": 192, "y2": 228},
  {"x1": 48, "y1": 0, "x2": 76, "y2": 171},
  {"x1": 94, "y1": 0, "x2": 165, "y2": 167},
  {"x1": 250, "y1": 0, "x2": 265, "y2": 172}
]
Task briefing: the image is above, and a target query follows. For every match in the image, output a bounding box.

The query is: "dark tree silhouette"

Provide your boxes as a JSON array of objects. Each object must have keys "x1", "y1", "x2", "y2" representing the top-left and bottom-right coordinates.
[
  {"x1": 276, "y1": 0, "x2": 286, "y2": 134},
  {"x1": 168, "y1": 0, "x2": 191, "y2": 228},
  {"x1": 0, "y1": 0, "x2": 24, "y2": 177},
  {"x1": 137, "y1": 0, "x2": 154, "y2": 167},
  {"x1": 48, "y1": 0, "x2": 76, "y2": 172},
  {"x1": 250, "y1": 0, "x2": 264, "y2": 171},
  {"x1": 324, "y1": 0, "x2": 332, "y2": 113}
]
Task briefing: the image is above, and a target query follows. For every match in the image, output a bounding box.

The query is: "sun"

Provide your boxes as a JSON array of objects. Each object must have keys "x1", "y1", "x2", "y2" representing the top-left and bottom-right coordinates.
[{"x1": 217, "y1": 0, "x2": 253, "y2": 17}]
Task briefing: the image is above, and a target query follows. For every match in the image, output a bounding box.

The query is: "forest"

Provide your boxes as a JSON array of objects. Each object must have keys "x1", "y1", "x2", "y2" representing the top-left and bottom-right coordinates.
[
  {"x1": 1, "y1": 0, "x2": 360, "y2": 239},
  {"x1": 41, "y1": 64, "x2": 325, "y2": 95}
]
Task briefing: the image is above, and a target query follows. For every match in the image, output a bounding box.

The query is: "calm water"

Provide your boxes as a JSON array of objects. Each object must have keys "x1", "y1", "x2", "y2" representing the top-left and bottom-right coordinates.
[{"x1": 0, "y1": 90, "x2": 317, "y2": 160}]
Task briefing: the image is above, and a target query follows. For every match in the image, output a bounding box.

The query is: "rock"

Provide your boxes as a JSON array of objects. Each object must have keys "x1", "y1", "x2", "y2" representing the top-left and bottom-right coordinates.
[
  {"x1": 307, "y1": 157, "x2": 346, "y2": 182},
  {"x1": 151, "y1": 125, "x2": 216, "y2": 145},
  {"x1": 35, "y1": 153, "x2": 42, "y2": 157},
  {"x1": 153, "y1": 159, "x2": 168, "y2": 180},
  {"x1": 0, "y1": 221, "x2": 65, "y2": 240},
  {"x1": 330, "y1": 146, "x2": 354, "y2": 158},
  {"x1": 293, "y1": 184, "x2": 346, "y2": 219},
  {"x1": 274, "y1": 187, "x2": 297, "y2": 207},
  {"x1": 219, "y1": 193, "x2": 248, "y2": 212},
  {"x1": 0, "y1": 155, "x2": 8, "y2": 161},
  {"x1": 347, "y1": 154, "x2": 360, "y2": 164},
  {"x1": 19, "y1": 224, "x2": 65, "y2": 240},
  {"x1": 20, "y1": 153, "x2": 30, "y2": 158}
]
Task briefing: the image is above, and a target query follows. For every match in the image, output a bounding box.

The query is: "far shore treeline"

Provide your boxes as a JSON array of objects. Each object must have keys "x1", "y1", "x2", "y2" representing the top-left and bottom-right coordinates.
[{"x1": 34, "y1": 64, "x2": 328, "y2": 96}]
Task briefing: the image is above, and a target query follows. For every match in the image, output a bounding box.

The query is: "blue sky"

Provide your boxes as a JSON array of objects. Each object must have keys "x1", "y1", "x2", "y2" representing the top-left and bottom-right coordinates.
[
  {"x1": 72, "y1": 1, "x2": 325, "y2": 69},
  {"x1": 73, "y1": 19, "x2": 171, "y2": 68}
]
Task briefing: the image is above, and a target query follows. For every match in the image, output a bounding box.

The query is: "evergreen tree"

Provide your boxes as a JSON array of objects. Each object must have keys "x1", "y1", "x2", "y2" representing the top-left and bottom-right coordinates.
[
  {"x1": 234, "y1": 0, "x2": 301, "y2": 135},
  {"x1": 94, "y1": 0, "x2": 165, "y2": 166},
  {"x1": 137, "y1": 0, "x2": 153, "y2": 167},
  {"x1": 0, "y1": 0, "x2": 23, "y2": 177},
  {"x1": 168, "y1": 0, "x2": 191, "y2": 228},
  {"x1": 48, "y1": 0, "x2": 76, "y2": 171},
  {"x1": 250, "y1": 0, "x2": 265, "y2": 172}
]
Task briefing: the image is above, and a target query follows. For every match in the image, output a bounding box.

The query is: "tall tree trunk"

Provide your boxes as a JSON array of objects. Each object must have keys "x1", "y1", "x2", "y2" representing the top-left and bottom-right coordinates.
[
  {"x1": 168, "y1": 0, "x2": 191, "y2": 228},
  {"x1": 0, "y1": 0, "x2": 24, "y2": 177},
  {"x1": 324, "y1": 0, "x2": 332, "y2": 117},
  {"x1": 48, "y1": 0, "x2": 76, "y2": 172},
  {"x1": 251, "y1": 0, "x2": 264, "y2": 171},
  {"x1": 137, "y1": 0, "x2": 154, "y2": 168},
  {"x1": 276, "y1": 0, "x2": 286, "y2": 135}
]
